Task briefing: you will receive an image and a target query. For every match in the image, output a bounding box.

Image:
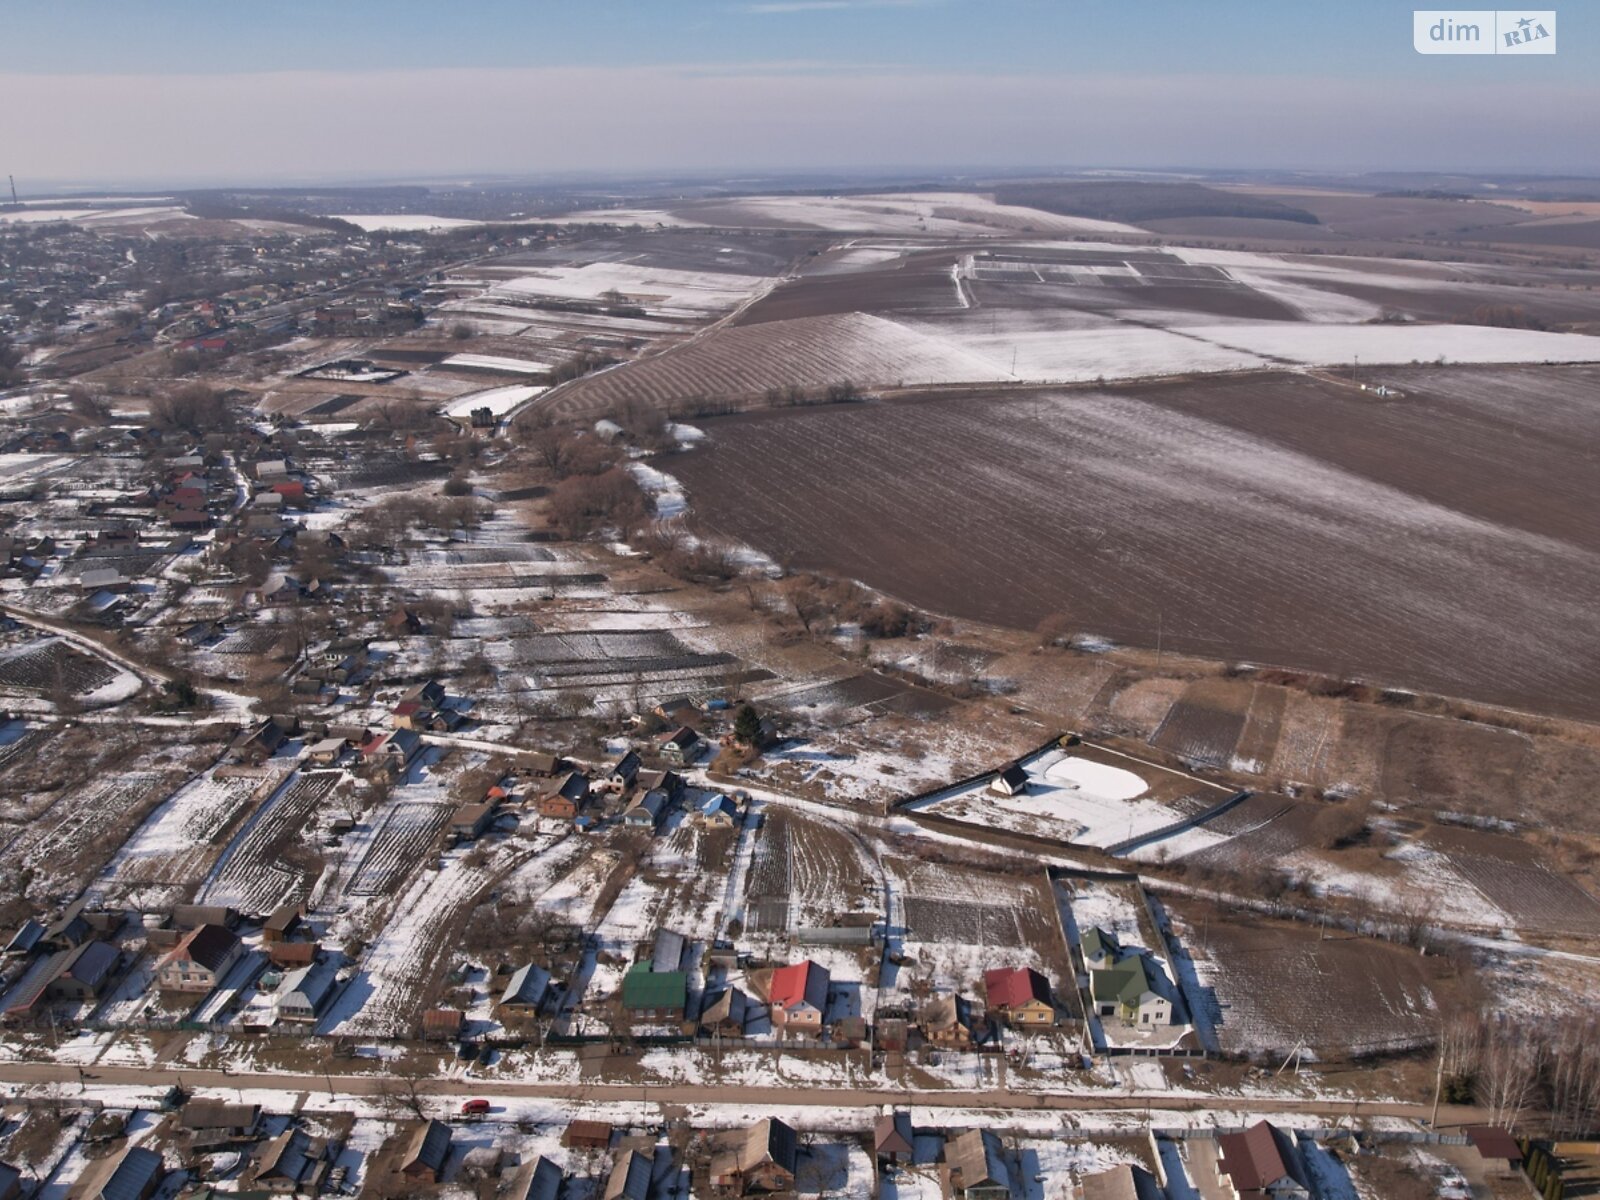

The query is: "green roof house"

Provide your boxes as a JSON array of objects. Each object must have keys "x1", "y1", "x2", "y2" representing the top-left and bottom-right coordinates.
[
  {"x1": 1079, "y1": 926, "x2": 1122, "y2": 971},
  {"x1": 621, "y1": 961, "x2": 687, "y2": 1020},
  {"x1": 1088, "y1": 953, "x2": 1175, "y2": 1027}
]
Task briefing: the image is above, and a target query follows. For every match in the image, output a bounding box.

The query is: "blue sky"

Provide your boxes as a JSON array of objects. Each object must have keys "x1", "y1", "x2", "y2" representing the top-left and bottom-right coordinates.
[{"x1": 2, "y1": 1, "x2": 1595, "y2": 184}]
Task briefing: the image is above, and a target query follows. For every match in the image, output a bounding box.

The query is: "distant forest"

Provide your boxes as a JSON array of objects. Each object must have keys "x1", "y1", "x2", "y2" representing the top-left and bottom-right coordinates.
[{"x1": 995, "y1": 181, "x2": 1321, "y2": 225}]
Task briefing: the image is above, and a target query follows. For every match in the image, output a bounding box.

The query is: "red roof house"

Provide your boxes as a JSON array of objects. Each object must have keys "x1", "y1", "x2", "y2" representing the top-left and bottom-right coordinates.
[
  {"x1": 983, "y1": 966, "x2": 1055, "y2": 1025},
  {"x1": 768, "y1": 960, "x2": 830, "y2": 1030},
  {"x1": 1216, "y1": 1121, "x2": 1311, "y2": 1199}
]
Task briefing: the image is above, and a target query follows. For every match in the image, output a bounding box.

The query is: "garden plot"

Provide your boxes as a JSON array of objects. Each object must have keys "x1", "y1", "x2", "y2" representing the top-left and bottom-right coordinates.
[
  {"x1": 744, "y1": 808, "x2": 881, "y2": 938},
  {"x1": 1170, "y1": 904, "x2": 1453, "y2": 1060},
  {"x1": 915, "y1": 747, "x2": 1214, "y2": 848},
  {"x1": 199, "y1": 770, "x2": 341, "y2": 915},
  {"x1": 1421, "y1": 827, "x2": 1600, "y2": 937},
  {"x1": 0, "y1": 636, "x2": 122, "y2": 698},
  {"x1": 1151, "y1": 695, "x2": 1247, "y2": 769},
  {"x1": 534, "y1": 846, "x2": 623, "y2": 929},
  {"x1": 97, "y1": 770, "x2": 269, "y2": 891},
  {"x1": 0, "y1": 720, "x2": 57, "y2": 779},
  {"x1": 890, "y1": 857, "x2": 1063, "y2": 994},
  {"x1": 1057, "y1": 878, "x2": 1160, "y2": 957},
  {"x1": 345, "y1": 801, "x2": 453, "y2": 896},
  {"x1": 329, "y1": 831, "x2": 584, "y2": 1039},
  {"x1": 5, "y1": 771, "x2": 172, "y2": 899}
]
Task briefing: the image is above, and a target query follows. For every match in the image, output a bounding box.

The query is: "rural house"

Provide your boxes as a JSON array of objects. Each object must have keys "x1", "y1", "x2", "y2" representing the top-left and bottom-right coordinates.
[
  {"x1": 275, "y1": 960, "x2": 337, "y2": 1024},
  {"x1": 69, "y1": 1144, "x2": 165, "y2": 1200},
  {"x1": 498, "y1": 963, "x2": 553, "y2": 1018},
  {"x1": 158, "y1": 923, "x2": 242, "y2": 993},
  {"x1": 606, "y1": 749, "x2": 642, "y2": 792},
  {"x1": 696, "y1": 792, "x2": 742, "y2": 827},
  {"x1": 656, "y1": 725, "x2": 704, "y2": 765},
  {"x1": 399, "y1": 1119, "x2": 452, "y2": 1182},
  {"x1": 1081, "y1": 1164, "x2": 1163, "y2": 1200},
  {"x1": 519, "y1": 1157, "x2": 564, "y2": 1200},
  {"x1": 621, "y1": 961, "x2": 688, "y2": 1022},
  {"x1": 767, "y1": 959, "x2": 830, "y2": 1030},
  {"x1": 623, "y1": 789, "x2": 668, "y2": 831},
  {"x1": 874, "y1": 1112, "x2": 915, "y2": 1166},
  {"x1": 1216, "y1": 1122, "x2": 1311, "y2": 1200},
  {"x1": 1080, "y1": 927, "x2": 1122, "y2": 971},
  {"x1": 637, "y1": 768, "x2": 685, "y2": 799},
  {"x1": 708, "y1": 1118, "x2": 799, "y2": 1194},
  {"x1": 699, "y1": 985, "x2": 749, "y2": 1037},
  {"x1": 989, "y1": 762, "x2": 1030, "y2": 797},
  {"x1": 5, "y1": 940, "x2": 121, "y2": 1016},
  {"x1": 983, "y1": 967, "x2": 1054, "y2": 1026},
  {"x1": 1088, "y1": 953, "x2": 1175, "y2": 1027},
  {"x1": 944, "y1": 1130, "x2": 1013, "y2": 1200},
  {"x1": 604, "y1": 1149, "x2": 654, "y2": 1200},
  {"x1": 249, "y1": 1126, "x2": 330, "y2": 1194},
  {"x1": 539, "y1": 771, "x2": 591, "y2": 820}
]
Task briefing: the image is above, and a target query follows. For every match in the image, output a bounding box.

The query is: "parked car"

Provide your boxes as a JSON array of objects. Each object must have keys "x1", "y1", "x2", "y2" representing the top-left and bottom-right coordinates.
[{"x1": 460, "y1": 1098, "x2": 491, "y2": 1116}]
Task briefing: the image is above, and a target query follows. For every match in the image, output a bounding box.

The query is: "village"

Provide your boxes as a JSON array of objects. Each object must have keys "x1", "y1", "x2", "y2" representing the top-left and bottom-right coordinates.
[{"x1": 2, "y1": 193, "x2": 1600, "y2": 1200}]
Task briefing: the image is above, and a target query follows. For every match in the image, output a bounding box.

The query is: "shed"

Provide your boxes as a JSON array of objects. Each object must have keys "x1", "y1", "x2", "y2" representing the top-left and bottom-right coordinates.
[
  {"x1": 561, "y1": 1120, "x2": 613, "y2": 1150},
  {"x1": 874, "y1": 1112, "x2": 914, "y2": 1165}
]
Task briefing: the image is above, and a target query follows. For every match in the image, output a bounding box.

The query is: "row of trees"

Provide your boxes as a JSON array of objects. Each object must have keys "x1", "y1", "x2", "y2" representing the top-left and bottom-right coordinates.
[{"x1": 1441, "y1": 1010, "x2": 1600, "y2": 1135}]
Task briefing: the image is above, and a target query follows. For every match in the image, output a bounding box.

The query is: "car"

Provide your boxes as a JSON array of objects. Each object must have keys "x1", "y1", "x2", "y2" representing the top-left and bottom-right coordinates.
[{"x1": 460, "y1": 1098, "x2": 491, "y2": 1116}]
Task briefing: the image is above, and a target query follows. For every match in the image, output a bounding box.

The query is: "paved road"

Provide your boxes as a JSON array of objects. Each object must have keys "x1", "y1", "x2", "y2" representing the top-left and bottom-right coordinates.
[{"x1": 0, "y1": 1059, "x2": 1483, "y2": 1125}]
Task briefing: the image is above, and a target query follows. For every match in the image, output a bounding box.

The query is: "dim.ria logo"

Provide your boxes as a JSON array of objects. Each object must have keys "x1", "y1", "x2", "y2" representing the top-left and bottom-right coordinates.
[{"x1": 1413, "y1": 9, "x2": 1556, "y2": 53}]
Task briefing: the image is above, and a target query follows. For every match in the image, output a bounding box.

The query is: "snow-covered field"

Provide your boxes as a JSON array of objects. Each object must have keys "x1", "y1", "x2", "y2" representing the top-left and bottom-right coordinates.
[
  {"x1": 441, "y1": 383, "x2": 546, "y2": 419},
  {"x1": 330, "y1": 213, "x2": 482, "y2": 231},
  {"x1": 440, "y1": 352, "x2": 553, "y2": 373},
  {"x1": 915, "y1": 748, "x2": 1193, "y2": 847},
  {"x1": 1183, "y1": 321, "x2": 1600, "y2": 366},
  {"x1": 483, "y1": 262, "x2": 766, "y2": 317}
]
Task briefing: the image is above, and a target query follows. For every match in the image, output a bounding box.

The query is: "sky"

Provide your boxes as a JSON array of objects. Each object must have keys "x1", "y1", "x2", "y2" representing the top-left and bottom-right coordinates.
[{"x1": 1, "y1": 0, "x2": 1596, "y2": 187}]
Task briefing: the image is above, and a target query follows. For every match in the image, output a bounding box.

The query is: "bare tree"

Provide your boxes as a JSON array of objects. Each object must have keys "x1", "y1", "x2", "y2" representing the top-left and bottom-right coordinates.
[{"x1": 1478, "y1": 1014, "x2": 1541, "y2": 1129}]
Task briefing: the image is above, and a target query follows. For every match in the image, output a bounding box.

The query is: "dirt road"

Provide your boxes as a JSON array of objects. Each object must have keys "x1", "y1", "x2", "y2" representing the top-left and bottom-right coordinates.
[{"x1": 0, "y1": 1059, "x2": 1480, "y2": 1126}]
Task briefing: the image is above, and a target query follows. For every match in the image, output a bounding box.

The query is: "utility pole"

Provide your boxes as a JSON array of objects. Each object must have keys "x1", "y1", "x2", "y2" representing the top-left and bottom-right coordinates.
[{"x1": 1429, "y1": 1046, "x2": 1444, "y2": 1128}]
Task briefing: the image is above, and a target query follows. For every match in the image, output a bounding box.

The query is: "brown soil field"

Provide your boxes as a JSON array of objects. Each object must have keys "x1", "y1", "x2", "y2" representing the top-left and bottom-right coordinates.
[
  {"x1": 545, "y1": 311, "x2": 1001, "y2": 419},
  {"x1": 737, "y1": 251, "x2": 968, "y2": 325},
  {"x1": 669, "y1": 368, "x2": 1600, "y2": 721},
  {"x1": 1473, "y1": 218, "x2": 1600, "y2": 251},
  {"x1": 1150, "y1": 680, "x2": 1253, "y2": 767},
  {"x1": 1176, "y1": 908, "x2": 1464, "y2": 1059},
  {"x1": 1423, "y1": 826, "x2": 1600, "y2": 938},
  {"x1": 1239, "y1": 192, "x2": 1531, "y2": 240}
]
